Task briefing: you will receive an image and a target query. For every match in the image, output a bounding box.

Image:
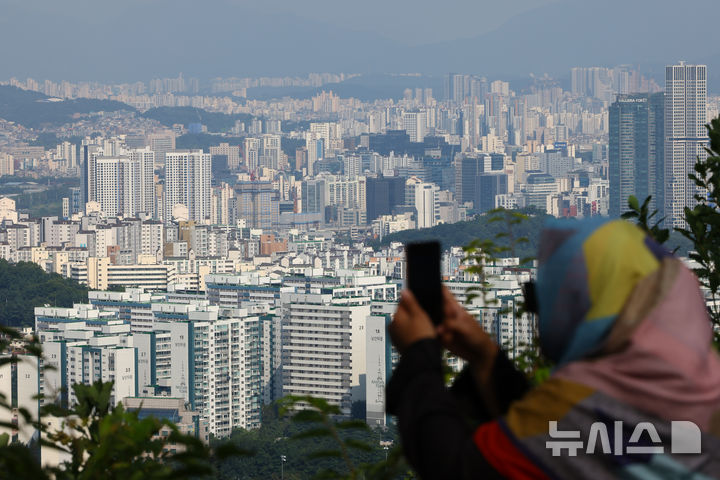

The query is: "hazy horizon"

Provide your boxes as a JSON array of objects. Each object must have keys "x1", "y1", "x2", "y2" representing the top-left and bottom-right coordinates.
[{"x1": 3, "y1": 0, "x2": 720, "y2": 87}]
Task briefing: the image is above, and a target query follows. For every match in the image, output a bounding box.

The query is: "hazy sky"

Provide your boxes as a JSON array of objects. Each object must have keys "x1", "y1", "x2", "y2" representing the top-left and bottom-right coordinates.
[
  {"x1": 233, "y1": 0, "x2": 560, "y2": 45},
  {"x1": 3, "y1": 0, "x2": 720, "y2": 82},
  {"x1": 3, "y1": 0, "x2": 560, "y2": 46}
]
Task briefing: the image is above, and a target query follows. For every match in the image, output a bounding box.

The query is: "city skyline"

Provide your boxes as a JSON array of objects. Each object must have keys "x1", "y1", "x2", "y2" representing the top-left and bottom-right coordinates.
[
  {"x1": 1, "y1": 0, "x2": 720, "y2": 475},
  {"x1": 1, "y1": 57, "x2": 718, "y2": 470}
]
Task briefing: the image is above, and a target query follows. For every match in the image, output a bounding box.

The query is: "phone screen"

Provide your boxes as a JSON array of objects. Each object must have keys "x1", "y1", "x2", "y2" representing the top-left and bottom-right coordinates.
[{"x1": 405, "y1": 241, "x2": 443, "y2": 325}]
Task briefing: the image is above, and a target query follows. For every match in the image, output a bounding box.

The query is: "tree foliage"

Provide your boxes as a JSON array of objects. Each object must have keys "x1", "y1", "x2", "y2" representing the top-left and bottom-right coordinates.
[
  {"x1": 461, "y1": 208, "x2": 551, "y2": 383},
  {"x1": 0, "y1": 86, "x2": 133, "y2": 129},
  {"x1": 0, "y1": 177, "x2": 80, "y2": 218},
  {"x1": 0, "y1": 260, "x2": 89, "y2": 327},
  {"x1": 621, "y1": 195, "x2": 670, "y2": 245},
  {"x1": 175, "y1": 133, "x2": 246, "y2": 152},
  {"x1": 141, "y1": 107, "x2": 253, "y2": 133},
  {"x1": 281, "y1": 137, "x2": 306, "y2": 157},
  {"x1": 462, "y1": 208, "x2": 534, "y2": 304},
  {"x1": 40, "y1": 381, "x2": 243, "y2": 480},
  {"x1": 0, "y1": 326, "x2": 246, "y2": 479},
  {"x1": 677, "y1": 116, "x2": 720, "y2": 344},
  {"x1": 214, "y1": 402, "x2": 407, "y2": 480},
  {"x1": 370, "y1": 207, "x2": 549, "y2": 257}
]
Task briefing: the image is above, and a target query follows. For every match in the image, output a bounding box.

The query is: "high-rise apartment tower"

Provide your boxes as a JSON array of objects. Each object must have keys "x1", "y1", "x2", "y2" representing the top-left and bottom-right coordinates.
[{"x1": 664, "y1": 62, "x2": 708, "y2": 227}]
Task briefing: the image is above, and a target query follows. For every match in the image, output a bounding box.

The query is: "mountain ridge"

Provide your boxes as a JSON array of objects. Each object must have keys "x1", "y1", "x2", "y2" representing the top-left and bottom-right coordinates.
[{"x1": 2, "y1": 0, "x2": 720, "y2": 89}]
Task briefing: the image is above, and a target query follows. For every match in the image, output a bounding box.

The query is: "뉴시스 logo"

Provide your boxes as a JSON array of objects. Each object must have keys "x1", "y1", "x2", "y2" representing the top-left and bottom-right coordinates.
[{"x1": 546, "y1": 420, "x2": 702, "y2": 456}]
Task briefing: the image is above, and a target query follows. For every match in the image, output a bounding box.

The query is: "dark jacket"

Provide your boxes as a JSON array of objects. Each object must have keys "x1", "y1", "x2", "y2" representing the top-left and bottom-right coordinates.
[{"x1": 386, "y1": 339, "x2": 530, "y2": 479}]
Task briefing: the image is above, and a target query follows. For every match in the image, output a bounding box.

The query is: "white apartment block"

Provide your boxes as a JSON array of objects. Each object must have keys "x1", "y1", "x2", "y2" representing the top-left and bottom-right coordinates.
[
  {"x1": 210, "y1": 143, "x2": 241, "y2": 170},
  {"x1": 165, "y1": 150, "x2": 212, "y2": 224},
  {"x1": 141, "y1": 221, "x2": 164, "y2": 257},
  {"x1": 70, "y1": 257, "x2": 176, "y2": 291},
  {"x1": 83, "y1": 144, "x2": 155, "y2": 219},
  {"x1": 402, "y1": 111, "x2": 427, "y2": 142},
  {"x1": 309, "y1": 122, "x2": 341, "y2": 154},
  {"x1": 0, "y1": 153, "x2": 14, "y2": 177},
  {"x1": 0, "y1": 354, "x2": 40, "y2": 445},
  {"x1": 35, "y1": 306, "x2": 137, "y2": 408},
  {"x1": 259, "y1": 135, "x2": 282, "y2": 170},
  {"x1": 243, "y1": 138, "x2": 260, "y2": 172},
  {"x1": 406, "y1": 177, "x2": 438, "y2": 229},
  {"x1": 145, "y1": 304, "x2": 275, "y2": 436},
  {"x1": 365, "y1": 315, "x2": 392, "y2": 428},
  {"x1": 280, "y1": 292, "x2": 371, "y2": 415},
  {"x1": 34, "y1": 298, "x2": 278, "y2": 439},
  {"x1": 665, "y1": 62, "x2": 708, "y2": 228},
  {"x1": 88, "y1": 288, "x2": 155, "y2": 331}
]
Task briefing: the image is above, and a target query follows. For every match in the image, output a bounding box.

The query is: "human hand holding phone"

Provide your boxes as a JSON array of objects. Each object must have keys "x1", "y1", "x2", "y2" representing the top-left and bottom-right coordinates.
[
  {"x1": 436, "y1": 287, "x2": 498, "y2": 383},
  {"x1": 388, "y1": 289, "x2": 436, "y2": 353},
  {"x1": 405, "y1": 241, "x2": 443, "y2": 325}
]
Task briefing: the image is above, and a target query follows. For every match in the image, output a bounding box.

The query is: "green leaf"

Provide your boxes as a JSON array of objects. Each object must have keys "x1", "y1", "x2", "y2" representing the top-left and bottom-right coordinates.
[{"x1": 628, "y1": 195, "x2": 640, "y2": 211}]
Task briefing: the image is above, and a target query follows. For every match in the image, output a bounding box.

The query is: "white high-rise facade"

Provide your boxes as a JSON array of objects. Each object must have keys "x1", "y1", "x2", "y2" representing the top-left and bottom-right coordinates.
[
  {"x1": 0, "y1": 153, "x2": 14, "y2": 177},
  {"x1": 35, "y1": 300, "x2": 272, "y2": 439},
  {"x1": 665, "y1": 62, "x2": 708, "y2": 228},
  {"x1": 148, "y1": 132, "x2": 176, "y2": 166},
  {"x1": 88, "y1": 148, "x2": 155, "y2": 218},
  {"x1": 406, "y1": 177, "x2": 437, "y2": 229},
  {"x1": 56, "y1": 141, "x2": 78, "y2": 169},
  {"x1": 309, "y1": 122, "x2": 341, "y2": 151},
  {"x1": 402, "y1": 111, "x2": 427, "y2": 143},
  {"x1": 307, "y1": 122, "x2": 341, "y2": 167},
  {"x1": 280, "y1": 292, "x2": 371, "y2": 416},
  {"x1": 243, "y1": 138, "x2": 260, "y2": 172},
  {"x1": 165, "y1": 150, "x2": 212, "y2": 223},
  {"x1": 94, "y1": 157, "x2": 123, "y2": 216},
  {"x1": 209, "y1": 142, "x2": 241, "y2": 170},
  {"x1": 259, "y1": 135, "x2": 281, "y2": 170},
  {"x1": 129, "y1": 148, "x2": 156, "y2": 218},
  {"x1": 36, "y1": 306, "x2": 137, "y2": 408},
  {"x1": 151, "y1": 306, "x2": 266, "y2": 436},
  {"x1": 241, "y1": 136, "x2": 281, "y2": 172}
]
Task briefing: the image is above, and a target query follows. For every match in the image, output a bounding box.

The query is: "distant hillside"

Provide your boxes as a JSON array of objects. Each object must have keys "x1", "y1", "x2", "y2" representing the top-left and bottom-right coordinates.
[
  {"x1": 0, "y1": 85, "x2": 134, "y2": 129},
  {"x1": 0, "y1": 260, "x2": 88, "y2": 327},
  {"x1": 175, "y1": 133, "x2": 246, "y2": 151},
  {"x1": 371, "y1": 211, "x2": 694, "y2": 258},
  {"x1": 371, "y1": 210, "x2": 551, "y2": 258},
  {"x1": 0, "y1": 176, "x2": 80, "y2": 218},
  {"x1": 245, "y1": 74, "x2": 444, "y2": 102},
  {"x1": 4, "y1": 0, "x2": 720, "y2": 90},
  {"x1": 141, "y1": 107, "x2": 253, "y2": 133}
]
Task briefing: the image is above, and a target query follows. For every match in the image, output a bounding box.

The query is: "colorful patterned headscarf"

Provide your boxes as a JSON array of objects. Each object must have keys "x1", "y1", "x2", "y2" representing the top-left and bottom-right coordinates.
[
  {"x1": 472, "y1": 218, "x2": 720, "y2": 479},
  {"x1": 536, "y1": 218, "x2": 670, "y2": 364}
]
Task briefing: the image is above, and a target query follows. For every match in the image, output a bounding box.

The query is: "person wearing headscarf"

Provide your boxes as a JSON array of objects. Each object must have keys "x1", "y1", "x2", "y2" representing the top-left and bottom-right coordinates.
[{"x1": 386, "y1": 218, "x2": 720, "y2": 479}]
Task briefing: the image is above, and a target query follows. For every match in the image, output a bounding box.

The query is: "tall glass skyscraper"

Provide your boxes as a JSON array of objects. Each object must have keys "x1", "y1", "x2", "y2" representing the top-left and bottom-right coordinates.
[
  {"x1": 664, "y1": 62, "x2": 708, "y2": 228},
  {"x1": 608, "y1": 93, "x2": 664, "y2": 218}
]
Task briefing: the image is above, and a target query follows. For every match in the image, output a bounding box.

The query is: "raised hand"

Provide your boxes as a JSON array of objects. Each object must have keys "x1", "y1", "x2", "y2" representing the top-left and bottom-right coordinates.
[
  {"x1": 389, "y1": 289, "x2": 437, "y2": 353},
  {"x1": 437, "y1": 287, "x2": 498, "y2": 373}
]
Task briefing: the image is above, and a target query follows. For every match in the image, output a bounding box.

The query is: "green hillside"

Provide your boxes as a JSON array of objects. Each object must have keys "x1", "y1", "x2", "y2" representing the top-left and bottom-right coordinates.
[
  {"x1": 0, "y1": 260, "x2": 88, "y2": 327},
  {"x1": 0, "y1": 85, "x2": 134, "y2": 129},
  {"x1": 370, "y1": 210, "x2": 693, "y2": 258},
  {"x1": 141, "y1": 107, "x2": 253, "y2": 133},
  {"x1": 371, "y1": 209, "x2": 549, "y2": 258}
]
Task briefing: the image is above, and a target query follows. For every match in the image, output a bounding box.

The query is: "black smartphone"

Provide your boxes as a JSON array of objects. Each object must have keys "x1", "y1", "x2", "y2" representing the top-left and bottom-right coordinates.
[{"x1": 405, "y1": 241, "x2": 443, "y2": 325}]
